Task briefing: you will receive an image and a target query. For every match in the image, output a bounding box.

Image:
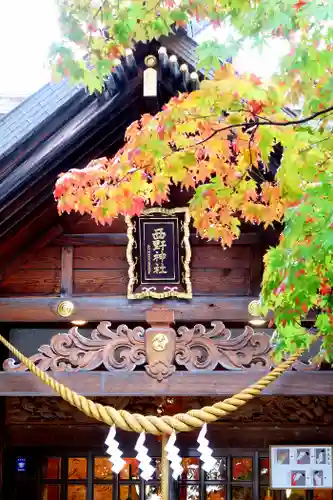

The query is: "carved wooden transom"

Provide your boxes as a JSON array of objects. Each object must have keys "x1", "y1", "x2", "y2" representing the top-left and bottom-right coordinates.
[
  {"x1": 3, "y1": 320, "x2": 313, "y2": 381},
  {"x1": 6, "y1": 396, "x2": 333, "y2": 425}
]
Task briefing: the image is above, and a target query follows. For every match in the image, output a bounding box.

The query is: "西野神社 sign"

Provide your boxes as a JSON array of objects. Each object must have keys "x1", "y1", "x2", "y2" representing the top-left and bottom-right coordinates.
[{"x1": 126, "y1": 207, "x2": 192, "y2": 299}]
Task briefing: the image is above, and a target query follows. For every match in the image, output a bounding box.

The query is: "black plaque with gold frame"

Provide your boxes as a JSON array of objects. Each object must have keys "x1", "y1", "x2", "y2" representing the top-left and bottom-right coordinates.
[{"x1": 126, "y1": 207, "x2": 192, "y2": 299}]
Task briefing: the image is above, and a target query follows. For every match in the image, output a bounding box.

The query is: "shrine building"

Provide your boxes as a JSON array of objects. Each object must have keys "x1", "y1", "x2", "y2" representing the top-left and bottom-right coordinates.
[{"x1": 0, "y1": 27, "x2": 332, "y2": 500}]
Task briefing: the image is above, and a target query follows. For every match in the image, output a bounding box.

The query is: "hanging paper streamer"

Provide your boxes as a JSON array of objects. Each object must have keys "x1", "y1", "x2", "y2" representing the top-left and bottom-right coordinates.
[
  {"x1": 197, "y1": 424, "x2": 217, "y2": 472},
  {"x1": 165, "y1": 431, "x2": 183, "y2": 480},
  {"x1": 135, "y1": 432, "x2": 155, "y2": 481},
  {"x1": 105, "y1": 426, "x2": 126, "y2": 474}
]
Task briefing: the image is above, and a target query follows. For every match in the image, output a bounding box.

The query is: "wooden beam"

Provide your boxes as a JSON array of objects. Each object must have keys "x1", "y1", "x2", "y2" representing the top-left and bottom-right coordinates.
[
  {"x1": 0, "y1": 295, "x2": 256, "y2": 322},
  {"x1": 54, "y1": 232, "x2": 258, "y2": 247},
  {"x1": 8, "y1": 424, "x2": 333, "y2": 450},
  {"x1": 60, "y1": 246, "x2": 73, "y2": 296},
  {"x1": 0, "y1": 370, "x2": 332, "y2": 396}
]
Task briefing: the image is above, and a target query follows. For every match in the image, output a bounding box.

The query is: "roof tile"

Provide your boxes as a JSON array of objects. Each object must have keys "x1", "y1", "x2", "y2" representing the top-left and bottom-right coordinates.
[{"x1": 0, "y1": 80, "x2": 81, "y2": 158}]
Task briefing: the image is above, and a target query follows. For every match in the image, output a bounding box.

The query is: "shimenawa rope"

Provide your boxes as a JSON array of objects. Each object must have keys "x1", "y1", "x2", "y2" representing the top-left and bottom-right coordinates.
[{"x1": 0, "y1": 333, "x2": 301, "y2": 435}]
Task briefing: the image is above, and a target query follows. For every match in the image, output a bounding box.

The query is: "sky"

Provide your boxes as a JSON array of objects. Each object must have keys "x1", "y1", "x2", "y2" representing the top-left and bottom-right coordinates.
[
  {"x1": 0, "y1": 1, "x2": 289, "y2": 97},
  {"x1": 195, "y1": 26, "x2": 290, "y2": 81},
  {"x1": 0, "y1": 0, "x2": 60, "y2": 96}
]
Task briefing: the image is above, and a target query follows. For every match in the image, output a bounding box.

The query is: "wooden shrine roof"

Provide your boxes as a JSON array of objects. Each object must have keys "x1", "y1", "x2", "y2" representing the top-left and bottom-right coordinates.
[{"x1": 0, "y1": 31, "x2": 200, "y2": 271}]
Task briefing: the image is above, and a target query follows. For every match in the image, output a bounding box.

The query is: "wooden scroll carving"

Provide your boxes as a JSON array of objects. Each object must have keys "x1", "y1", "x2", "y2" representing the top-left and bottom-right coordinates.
[
  {"x1": 3, "y1": 320, "x2": 312, "y2": 380},
  {"x1": 3, "y1": 322, "x2": 146, "y2": 373},
  {"x1": 6, "y1": 396, "x2": 333, "y2": 426},
  {"x1": 175, "y1": 322, "x2": 271, "y2": 371}
]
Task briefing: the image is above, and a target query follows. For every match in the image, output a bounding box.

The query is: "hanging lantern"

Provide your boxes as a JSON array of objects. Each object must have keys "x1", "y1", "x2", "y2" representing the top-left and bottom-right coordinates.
[{"x1": 143, "y1": 55, "x2": 157, "y2": 97}]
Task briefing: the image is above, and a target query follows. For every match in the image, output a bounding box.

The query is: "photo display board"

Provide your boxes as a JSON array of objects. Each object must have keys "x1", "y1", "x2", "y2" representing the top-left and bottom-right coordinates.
[{"x1": 270, "y1": 446, "x2": 333, "y2": 489}]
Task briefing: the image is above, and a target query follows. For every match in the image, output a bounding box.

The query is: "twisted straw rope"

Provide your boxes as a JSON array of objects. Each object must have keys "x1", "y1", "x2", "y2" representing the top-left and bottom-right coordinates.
[{"x1": 0, "y1": 333, "x2": 301, "y2": 435}]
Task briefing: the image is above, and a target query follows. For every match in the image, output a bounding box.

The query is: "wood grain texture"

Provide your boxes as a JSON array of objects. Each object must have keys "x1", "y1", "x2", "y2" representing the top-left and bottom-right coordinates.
[
  {"x1": 0, "y1": 269, "x2": 61, "y2": 295},
  {"x1": 72, "y1": 245, "x2": 251, "y2": 295},
  {"x1": 72, "y1": 268, "x2": 250, "y2": 295},
  {"x1": 55, "y1": 232, "x2": 259, "y2": 246},
  {"x1": 191, "y1": 245, "x2": 251, "y2": 268},
  {"x1": 0, "y1": 203, "x2": 59, "y2": 273},
  {"x1": 7, "y1": 422, "x2": 333, "y2": 450},
  {"x1": 62, "y1": 214, "x2": 128, "y2": 234},
  {"x1": 73, "y1": 246, "x2": 128, "y2": 269},
  {"x1": 61, "y1": 246, "x2": 73, "y2": 295},
  {"x1": 0, "y1": 245, "x2": 62, "y2": 296},
  {"x1": 21, "y1": 246, "x2": 61, "y2": 270},
  {"x1": 0, "y1": 398, "x2": 4, "y2": 494},
  {"x1": 0, "y1": 225, "x2": 62, "y2": 287},
  {"x1": 0, "y1": 371, "x2": 332, "y2": 396},
  {"x1": 249, "y1": 244, "x2": 265, "y2": 296},
  {"x1": 73, "y1": 269, "x2": 127, "y2": 294},
  {"x1": 0, "y1": 295, "x2": 257, "y2": 322},
  {"x1": 73, "y1": 245, "x2": 251, "y2": 270},
  {"x1": 192, "y1": 269, "x2": 250, "y2": 295}
]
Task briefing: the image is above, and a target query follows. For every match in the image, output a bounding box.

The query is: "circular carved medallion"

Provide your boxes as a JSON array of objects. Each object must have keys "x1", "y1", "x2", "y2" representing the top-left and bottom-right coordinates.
[
  {"x1": 57, "y1": 300, "x2": 75, "y2": 318},
  {"x1": 152, "y1": 333, "x2": 169, "y2": 352}
]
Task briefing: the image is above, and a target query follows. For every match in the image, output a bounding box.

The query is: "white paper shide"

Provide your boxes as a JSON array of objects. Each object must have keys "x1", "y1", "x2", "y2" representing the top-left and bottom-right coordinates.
[
  {"x1": 105, "y1": 426, "x2": 126, "y2": 474},
  {"x1": 135, "y1": 432, "x2": 155, "y2": 481},
  {"x1": 197, "y1": 424, "x2": 217, "y2": 473},
  {"x1": 165, "y1": 431, "x2": 183, "y2": 480}
]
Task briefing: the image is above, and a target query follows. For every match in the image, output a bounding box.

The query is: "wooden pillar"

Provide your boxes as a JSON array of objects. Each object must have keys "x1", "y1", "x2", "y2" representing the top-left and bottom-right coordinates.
[
  {"x1": 0, "y1": 325, "x2": 10, "y2": 500},
  {"x1": 60, "y1": 245, "x2": 73, "y2": 296},
  {"x1": 161, "y1": 434, "x2": 169, "y2": 500},
  {"x1": 0, "y1": 403, "x2": 4, "y2": 500}
]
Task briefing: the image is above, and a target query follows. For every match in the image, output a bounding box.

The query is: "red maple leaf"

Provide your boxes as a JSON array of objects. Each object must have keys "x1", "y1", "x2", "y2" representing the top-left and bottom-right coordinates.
[
  {"x1": 248, "y1": 100, "x2": 264, "y2": 115},
  {"x1": 250, "y1": 74, "x2": 262, "y2": 86},
  {"x1": 293, "y1": 0, "x2": 307, "y2": 9}
]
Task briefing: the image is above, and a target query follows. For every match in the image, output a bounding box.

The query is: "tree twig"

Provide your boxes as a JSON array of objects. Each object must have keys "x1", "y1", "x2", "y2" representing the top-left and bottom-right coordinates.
[{"x1": 177, "y1": 105, "x2": 333, "y2": 152}]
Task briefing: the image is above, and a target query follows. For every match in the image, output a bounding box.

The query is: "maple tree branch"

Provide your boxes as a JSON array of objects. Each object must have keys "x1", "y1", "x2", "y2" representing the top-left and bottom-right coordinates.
[
  {"x1": 255, "y1": 106, "x2": 333, "y2": 126},
  {"x1": 185, "y1": 105, "x2": 333, "y2": 152},
  {"x1": 94, "y1": 106, "x2": 333, "y2": 192},
  {"x1": 93, "y1": 0, "x2": 108, "y2": 19},
  {"x1": 299, "y1": 136, "x2": 331, "y2": 153}
]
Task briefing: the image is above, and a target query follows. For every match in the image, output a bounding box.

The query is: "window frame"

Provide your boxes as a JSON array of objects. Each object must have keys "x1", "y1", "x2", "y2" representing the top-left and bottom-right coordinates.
[{"x1": 8, "y1": 447, "x2": 325, "y2": 500}]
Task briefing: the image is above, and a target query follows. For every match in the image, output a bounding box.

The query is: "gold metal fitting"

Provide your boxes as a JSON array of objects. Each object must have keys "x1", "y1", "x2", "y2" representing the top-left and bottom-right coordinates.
[
  {"x1": 152, "y1": 333, "x2": 169, "y2": 352},
  {"x1": 57, "y1": 300, "x2": 75, "y2": 318},
  {"x1": 248, "y1": 299, "x2": 261, "y2": 317},
  {"x1": 145, "y1": 55, "x2": 157, "y2": 68},
  {"x1": 248, "y1": 300, "x2": 267, "y2": 327}
]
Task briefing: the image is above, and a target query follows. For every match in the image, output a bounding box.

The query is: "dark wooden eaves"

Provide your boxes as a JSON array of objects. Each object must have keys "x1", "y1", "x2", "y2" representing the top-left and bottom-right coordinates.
[{"x1": 0, "y1": 32, "x2": 204, "y2": 270}]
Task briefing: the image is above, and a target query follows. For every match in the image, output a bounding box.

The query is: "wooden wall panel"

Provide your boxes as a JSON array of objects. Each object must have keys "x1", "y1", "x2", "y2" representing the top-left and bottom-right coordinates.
[
  {"x1": 20, "y1": 247, "x2": 61, "y2": 269},
  {"x1": 62, "y1": 214, "x2": 127, "y2": 234},
  {"x1": 73, "y1": 269, "x2": 127, "y2": 294},
  {"x1": 191, "y1": 245, "x2": 251, "y2": 269},
  {"x1": 72, "y1": 245, "x2": 251, "y2": 296},
  {"x1": 0, "y1": 246, "x2": 61, "y2": 296},
  {"x1": 0, "y1": 270, "x2": 61, "y2": 295},
  {"x1": 73, "y1": 268, "x2": 250, "y2": 295},
  {"x1": 74, "y1": 246, "x2": 128, "y2": 269},
  {"x1": 192, "y1": 269, "x2": 250, "y2": 295},
  {"x1": 0, "y1": 226, "x2": 256, "y2": 297}
]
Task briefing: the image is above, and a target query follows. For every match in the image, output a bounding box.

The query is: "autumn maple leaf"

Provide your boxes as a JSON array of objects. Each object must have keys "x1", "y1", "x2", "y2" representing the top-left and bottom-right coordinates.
[
  {"x1": 248, "y1": 100, "x2": 264, "y2": 115},
  {"x1": 293, "y1": 0, "x2": 307, "y2": 9},
  {"x1": 250, "y1": 74, "x2": 262, "y2": 86}
]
